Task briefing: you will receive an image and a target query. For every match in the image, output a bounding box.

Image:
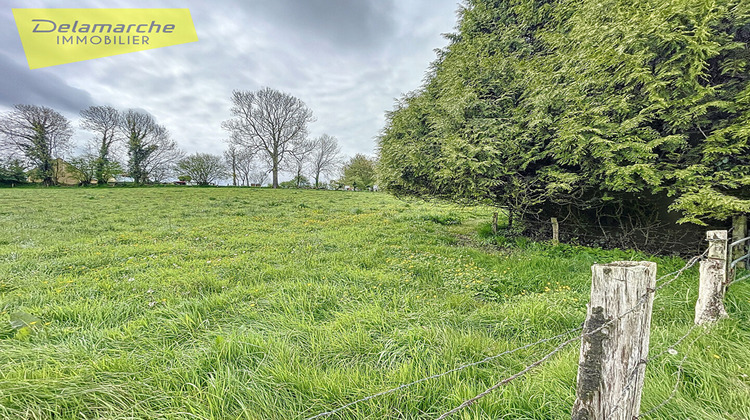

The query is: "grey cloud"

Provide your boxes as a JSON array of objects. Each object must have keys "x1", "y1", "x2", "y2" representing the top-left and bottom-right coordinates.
[
  {"x1": 251, "y1": 0, "x2": 397, "y2": 50},
  {"x1": 0, "y1": 9, "x2": 25, "y2": 59},
  {"x1": 0, "y1": 53, "x2": 94, "y2": 114}
]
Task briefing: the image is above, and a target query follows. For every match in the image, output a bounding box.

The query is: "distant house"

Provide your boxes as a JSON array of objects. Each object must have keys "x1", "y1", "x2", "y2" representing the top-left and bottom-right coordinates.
[
  {"x1": 28, "y1": 158, "x2": 78, "y2": 186},
  {"x1": 28, "y1": 158, "x2": 117, "y2": 186}
]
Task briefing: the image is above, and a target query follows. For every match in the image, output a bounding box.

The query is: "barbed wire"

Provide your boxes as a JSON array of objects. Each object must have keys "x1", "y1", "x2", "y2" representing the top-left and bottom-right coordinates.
[
  {"x1": 636, "y1": 328, "x2": 707, "y2": 419},
  {"x1": 303, "y1": 326, "x2": 583, "y2": 420},
  {"x1": 434, "y1": 330, "x2": 582, "y2": 420},
  {"x1": 434, "y1": 253, "x2": 706, "y2": 420},
  {"x1": 435, "y1": 300, "x2": 645, "y2": 419},
  {"x1": 605, "y1": 322, "x2": 704, "y2": 418},
  {"x1": 304, "y1": 252, "x2": 705, "y2": 420},
  {"x1": 590, "y1": 249, "x2": 708, "y2": 419},
  {"x1": 653, "y1": 250, "x2": 707, "y2": 291}
]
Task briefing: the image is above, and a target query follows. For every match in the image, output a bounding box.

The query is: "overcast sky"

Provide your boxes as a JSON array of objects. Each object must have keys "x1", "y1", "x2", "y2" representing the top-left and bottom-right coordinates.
[{"x1": 1, "y1": 0, "x2": 460, "y2": 168}]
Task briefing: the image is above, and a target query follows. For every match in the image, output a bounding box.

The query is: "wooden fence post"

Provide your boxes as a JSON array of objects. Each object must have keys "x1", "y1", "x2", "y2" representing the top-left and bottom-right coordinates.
[
  {"x1": 695, "y1": 230, "x2": 729, "y2": 325},
  {"x1": 492, "y1": 212, "x2": 498, "y2": 235},
  {"x1": 572, "y1": 261, "x2": 656, "y2": 420},
  {"x1": 732, "y1": 215, "x2": 747, "y2": 270},
  {"x1": 551, "y1": 217, "x2": 559, "y2": 244}
]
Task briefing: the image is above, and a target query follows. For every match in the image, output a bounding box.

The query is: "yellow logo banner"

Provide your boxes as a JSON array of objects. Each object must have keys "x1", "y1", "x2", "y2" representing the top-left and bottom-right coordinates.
[{"x1": 13, "y1": 8, "x2": 198, "y2": 69}]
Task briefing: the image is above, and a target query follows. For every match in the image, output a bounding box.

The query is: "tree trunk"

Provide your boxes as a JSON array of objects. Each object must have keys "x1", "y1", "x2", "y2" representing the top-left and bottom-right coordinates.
[
  {"x1": 96, "y1": 143, "x2": 108, "y2": 184},
  {"x1": 508, "y1": 210, "x2": 514, "y2": 230},
  {"x1": 41, "y1": 159, "x2": 54, "y2": 186},
  {"x1": 272, "y1": 161, "x2": 279, "y2": 188}
]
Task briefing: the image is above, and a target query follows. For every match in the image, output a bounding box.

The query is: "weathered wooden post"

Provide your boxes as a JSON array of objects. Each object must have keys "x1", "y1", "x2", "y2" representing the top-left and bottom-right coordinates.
[
  {"x1": 695, "y1": 230, "x2": 729, "y2": 325},
  {"x1": 492, "y1": 212, "x2": 498, "y2": 235},
  {"x1": 572, "y1": 261, "x2": 656, "y2": 420},
  {"x1": 732, "y1": 215, "x2": 747, "y2": 270},
  {"x1": 551, "y1": 217, "x2": 559, "y2": 244}
]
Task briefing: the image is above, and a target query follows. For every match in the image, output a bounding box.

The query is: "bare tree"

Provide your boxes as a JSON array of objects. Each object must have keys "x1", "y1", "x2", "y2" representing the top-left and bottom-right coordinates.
[
  {"x1": 177, "y1": 153, "x2": 227, "y2": 186},
  {"x1": 310, "y1": 134, "x2": 342, "y2": 188},
  {"x1": 119, "y1": 109, "x2": 182, "y2": 184},
  {"x1": 222, "y1": 87, "x2": 314, "y2": 188},
  {"x1": 239, "y1": 151, "x2": 269, "y2": 186},
  {"x1": 224, "y1": 144, "x2": 240, "y2": 186},
  {"x1": 225, "y1": 145, "x2": 266, "y2": 186},
  {"x1": 0, "y1": 104, "x2": 72, "y2": 186},
  {"x1": 142, "y1": 134, "x2": 183, "y2": 183},
  {"x1": 285, "y1": 137, "x2": 316, "y2": 188},
  {"x1": 250, "y1": 166, "x2": 270, "y2": 186},
  {"x1": 80, "y1": 105, "x2": 120, "y2": 184},
  {"x1": 236, "y1": 151, "x2": 254, "y2": 186}
]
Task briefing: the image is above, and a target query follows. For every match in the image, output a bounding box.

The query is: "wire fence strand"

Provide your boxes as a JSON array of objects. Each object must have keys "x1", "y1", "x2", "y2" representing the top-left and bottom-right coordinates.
[
  {"x1": 303, "y1": 326, "x2": 582, "y2": 420},
  {"x1": 605, "y1": 322, "x2": 704, "y2": 418},
  {"x1": 304, "y1": 252, "x2": 706, "y2": 420},
  {"x1": 434, "y1": 331, "x2": 582, "y2": 420},
  {"x1": 434, "y1": 253, "x2": 705, "y2": 420},
  {"x1": 653, "y1": 251, "x2": 706, "y2": 291},
  {"x1": 636, "y1": 329, "x2": 708, "y2": 419}
]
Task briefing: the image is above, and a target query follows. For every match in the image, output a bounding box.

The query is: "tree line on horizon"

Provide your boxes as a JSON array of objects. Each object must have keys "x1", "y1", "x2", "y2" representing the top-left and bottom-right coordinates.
[
  {"x1": 0, "y1": 104, "x2": 181, "y2": 186},
  {"x1": 0, "y1": 88, "x2": 377, "y2": 189},
  {"x1": 378, "y1": 0, "x2": 749, "y2": 245}
]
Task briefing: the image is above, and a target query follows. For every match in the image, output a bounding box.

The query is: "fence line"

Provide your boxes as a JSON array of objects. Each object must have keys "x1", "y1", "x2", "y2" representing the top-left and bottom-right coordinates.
[
  {"x1": 728, "y1": 230, "x2": 750, "y2": 285},
  {"x1": 605, "y1": 322, "x2": 705, "y2": 418},
  {"x1": 304, "y1": 236, "x2": 728, "y2": 420},
  {"x1": 729, "y1": 214, "x2": 748, "y2": 271},
  {"x1": 435, "y1": 255, "x2": 703, "y2": 420},
  {"x1": 729, "y1": 236, "x2": 750, "y2": 265},
  {"x1": 434, "y1": 333, "x2": 581, "y2": 420},
  {"x1": 303, "y1": 326, "x2": 583, "y2": 420},
  {"x1": 654, "y1": 251, "x2": 707, "y2": 290},
  {"x1": 636, "y1": 329, "x2": 707, "y2": 419}
]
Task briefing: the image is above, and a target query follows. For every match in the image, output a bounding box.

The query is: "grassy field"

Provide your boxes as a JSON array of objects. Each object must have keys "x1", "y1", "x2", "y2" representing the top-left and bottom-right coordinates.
[{"x1": 0, "y1": 187, "x2": 748, "y2": 419}]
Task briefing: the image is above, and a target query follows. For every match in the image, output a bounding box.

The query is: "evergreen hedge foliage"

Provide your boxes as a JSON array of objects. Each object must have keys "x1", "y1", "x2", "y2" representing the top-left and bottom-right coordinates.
[{"x1": 378, "y1": 0, "x2": 750, "y2": 235}]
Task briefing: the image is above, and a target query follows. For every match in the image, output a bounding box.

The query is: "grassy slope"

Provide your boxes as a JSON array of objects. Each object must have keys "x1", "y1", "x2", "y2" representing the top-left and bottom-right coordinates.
[{"x1": 0, "y1": 187, "x2": 748, "y2": 419}]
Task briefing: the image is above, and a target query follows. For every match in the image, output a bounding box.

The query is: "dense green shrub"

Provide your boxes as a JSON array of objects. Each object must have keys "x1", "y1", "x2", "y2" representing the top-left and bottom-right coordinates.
[{"x1": 379, "y1": 0, "x2": 750, "y2": 236}]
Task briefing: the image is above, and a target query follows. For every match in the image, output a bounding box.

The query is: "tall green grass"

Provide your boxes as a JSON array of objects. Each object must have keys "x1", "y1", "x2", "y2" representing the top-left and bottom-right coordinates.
[{"x1": 0, "y1": 187, "x2": 748, "y2": 419}]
